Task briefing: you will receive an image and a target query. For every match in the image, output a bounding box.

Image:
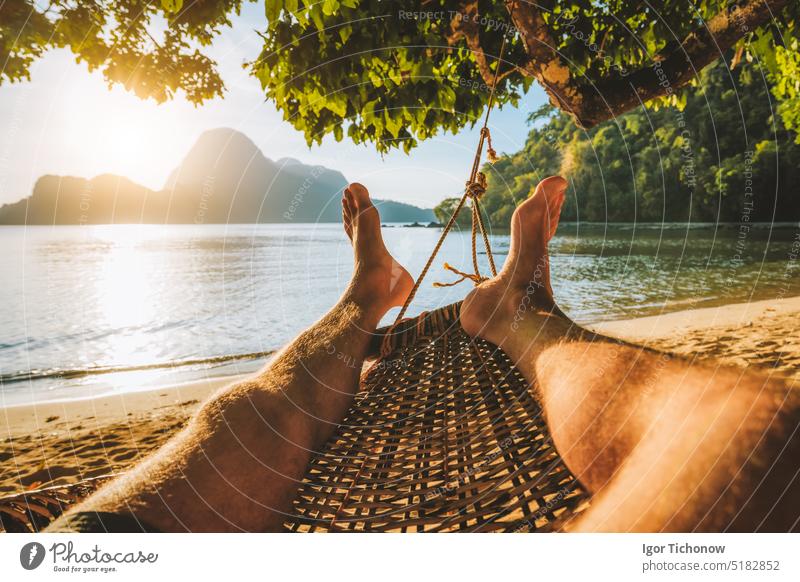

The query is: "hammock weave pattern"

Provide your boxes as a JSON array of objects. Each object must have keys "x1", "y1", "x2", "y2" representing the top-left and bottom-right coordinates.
[
  {"x1": 284, "y1": 302, "x2": 589, "y2": 532},
  {"x1": 0, "y1": 477, "x2": 107, "y2": 533}
]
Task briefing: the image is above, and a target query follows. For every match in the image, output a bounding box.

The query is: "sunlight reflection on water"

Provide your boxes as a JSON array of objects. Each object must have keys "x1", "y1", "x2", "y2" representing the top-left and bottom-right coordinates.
[{"x1": 0, "y1": 222, "x2": 797, "y2": 403}]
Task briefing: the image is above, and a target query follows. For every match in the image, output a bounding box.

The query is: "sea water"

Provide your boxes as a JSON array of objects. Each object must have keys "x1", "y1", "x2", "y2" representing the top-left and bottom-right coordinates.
[{"x1": 0, "y1": 222, "x2": 797, "y2": 404}]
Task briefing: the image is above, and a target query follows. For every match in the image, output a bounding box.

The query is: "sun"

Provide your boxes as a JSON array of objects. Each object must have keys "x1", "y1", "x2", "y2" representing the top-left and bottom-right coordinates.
[{"x1": 57, "y1": 73, "x2": 199, "y2": 190}]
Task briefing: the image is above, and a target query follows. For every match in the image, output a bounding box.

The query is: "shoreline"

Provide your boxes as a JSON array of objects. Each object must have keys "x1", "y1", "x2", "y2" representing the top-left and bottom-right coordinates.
[
  {"x1": 0, "y1": 357, "x2": 267, "y2": 408},
  {"x1": 2, "y1": 295, "x2": 798, "y2": 495}
]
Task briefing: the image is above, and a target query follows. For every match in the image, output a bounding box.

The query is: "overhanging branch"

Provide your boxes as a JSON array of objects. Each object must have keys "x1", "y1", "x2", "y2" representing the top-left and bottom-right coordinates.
[
  {"x1": 506, "y1": 0, "x2": 789, "y2": 128},
  {"x1": 505, "y1": 0, "x2": 587, "y2": 124},
  {"x1": 448, "y1": 1, "x2": 495, "y2": 85}
]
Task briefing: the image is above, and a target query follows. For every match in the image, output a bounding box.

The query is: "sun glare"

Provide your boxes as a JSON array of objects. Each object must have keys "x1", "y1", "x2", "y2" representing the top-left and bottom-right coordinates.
[
  {"x1": 59, "y1": 80, "x2": 198, "y2": 190},
  {"x1": 92, "y1": 225, "x2": 160, "y2": 368}
]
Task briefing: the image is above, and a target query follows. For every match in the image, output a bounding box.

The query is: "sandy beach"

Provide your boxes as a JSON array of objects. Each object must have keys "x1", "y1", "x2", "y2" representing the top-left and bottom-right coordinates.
[
  {"x1": 2, "y1": 296, "x2": 799, "y2": 496},
  {"x1": 591, "y1": 295, "x2": 800, "y2": 378},
  {"x1": 0, "y1": 377, "x2": 244, "y2": 495}
]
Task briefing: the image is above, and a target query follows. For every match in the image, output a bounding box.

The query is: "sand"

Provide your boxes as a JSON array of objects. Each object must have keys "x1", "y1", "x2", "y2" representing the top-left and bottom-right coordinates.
[
  {"x1": 0, "y1": 377, "x2": 243, "y2": 495},
  {"x1": 2, "y1": 296, "x2": 799, "y2": 496},
  {"x1": 590, "y1": 295, "x2": 800, "y2": 380}
]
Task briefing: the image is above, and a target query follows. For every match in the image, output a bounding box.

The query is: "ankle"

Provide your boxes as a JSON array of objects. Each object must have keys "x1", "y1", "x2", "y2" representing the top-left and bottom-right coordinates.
[
  {"x1": 342, "y1": 291, "x2": 389, "y2": 328},
  {"x1": 460, "y1": 274, "x2": 575, "y2": 359},
  {"x1": 504, "y1": 281, "x2": 559, "y2": 330},
  {"x1": 493, "y1": 300, "x2": 574, "y2": 362},
  {"x1": 503, "y1": 310, "x2": 576, "y2": 359}
]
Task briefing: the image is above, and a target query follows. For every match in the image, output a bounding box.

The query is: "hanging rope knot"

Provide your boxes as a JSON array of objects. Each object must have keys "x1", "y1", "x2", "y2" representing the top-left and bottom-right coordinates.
[
  {"x1": 481, "y1": 127, "x2": 499, "y2": 163},
  {"x1": 389, "y1": 28, "x2": 505, "y2": 325},
  {"x1": 465, "y1": 172, "x2": 487, "y2": 199},
  {"x1": 433, "y1": 263, "x2": 488, "y2": 288}
]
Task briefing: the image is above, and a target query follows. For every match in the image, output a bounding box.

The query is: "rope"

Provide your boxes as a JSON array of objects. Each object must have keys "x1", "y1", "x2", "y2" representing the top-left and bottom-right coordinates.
[
  {"x1": 381, "y1": 26, "x2": 511, "y2": 355},
  {"x1": 471, "y1": 191, "x2": 481, "y2": 279},
  {"x1": 433, "y1": 263, "x2": 487, "y2": 287}
]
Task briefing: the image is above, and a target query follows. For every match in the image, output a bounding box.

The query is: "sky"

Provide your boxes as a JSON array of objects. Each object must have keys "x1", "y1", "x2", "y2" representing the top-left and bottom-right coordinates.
[{"x1": 0, "y1": 3, "x2": 546, "y2": 209}]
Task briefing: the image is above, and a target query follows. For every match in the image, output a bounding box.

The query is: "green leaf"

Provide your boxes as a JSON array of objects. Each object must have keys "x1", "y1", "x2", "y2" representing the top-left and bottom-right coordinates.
[
  {"x1": 310, "y1": 5, "x2": 326, "y2": 31},
  {"x1": 367, "y1": 69, "x2": 383, "y2": 87},
  {"x1": 326, "y1": 94, "x2": 347, "y2": 117},
  {"x1": 265, "y1": 1, "x2": 282, "y2": 29},
  {"x1": 160, "y1": 0, "x2": 184, "y2": 14},
  {"x1": 362, "y1": 100, "x2": 377, "y2": 125},
  {"x1": 384, "y1": 109, "x2": 401, "y2": 138},
  {"x1": 322, "y1": 0, "x2": 340, "y2": 16}
]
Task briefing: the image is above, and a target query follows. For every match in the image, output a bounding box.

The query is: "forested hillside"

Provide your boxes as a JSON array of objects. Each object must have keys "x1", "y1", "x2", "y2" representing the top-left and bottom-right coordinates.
[{"x1": 440, "y1": 60, "x2": 800, "y2": 226}]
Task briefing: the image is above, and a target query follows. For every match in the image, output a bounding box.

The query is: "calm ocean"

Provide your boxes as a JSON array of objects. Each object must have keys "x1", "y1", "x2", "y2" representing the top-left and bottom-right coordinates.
[{"x1": 1, "y1": 222, "x2": 798, "y2": 404}]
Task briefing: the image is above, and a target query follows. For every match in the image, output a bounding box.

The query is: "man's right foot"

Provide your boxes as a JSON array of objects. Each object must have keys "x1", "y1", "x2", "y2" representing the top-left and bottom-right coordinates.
[{"x1": 460, "y1": 176, "x2": 572, "y2": 352}]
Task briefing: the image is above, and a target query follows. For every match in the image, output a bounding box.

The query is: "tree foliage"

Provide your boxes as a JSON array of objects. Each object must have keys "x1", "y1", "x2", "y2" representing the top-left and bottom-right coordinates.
[
  {"x1": 2, "y1": 1, "x2": 799, "y2": 149},
  {"x1": 433, "y1": 197, "x2": 472, "y2": 229},
  {"x1": 480, "y1": 59, "x2": 800, "y2": 224},
  {"x1": 252, "y1": 1, "x2": 533, "y2": 153},
  {"x1": 1, "y1": 0, "x2": 241, "y2": 102}
]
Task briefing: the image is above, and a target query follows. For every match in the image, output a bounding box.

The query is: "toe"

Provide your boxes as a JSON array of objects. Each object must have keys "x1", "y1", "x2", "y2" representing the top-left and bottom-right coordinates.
[
  {"x1": 546, "y1": 182, "x2": 567, "y2": 239},
  {"x1": 344, "y1": 190, "x2": 356, "y2": 218},
  {"x1": 347, "y1": 182, "x2": 372, "y2": 210},
  {"x1": 343, "y1": 193, "x2": 353, "y2": 220},
  {"x1": 342, "y1": 197, "x2": 353, "y2": 239},
  {"x1": 515, "y1": 175, "x2": 567, "y2": 238},
  {"x1": 533, "y1": 176, "x2": 568, "y2": 226},
  {"x1": 535, "y1": 175, "x2": 568, "y2": 199}
]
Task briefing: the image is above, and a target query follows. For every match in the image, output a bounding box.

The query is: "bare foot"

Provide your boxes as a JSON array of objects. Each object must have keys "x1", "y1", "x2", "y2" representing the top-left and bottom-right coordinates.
[
  {"x1": 460, "y1": 176, "x2": 574, "y2": 355},
  {"x1": 342, "y1": 183, "x2": 413, "y2": 316}
]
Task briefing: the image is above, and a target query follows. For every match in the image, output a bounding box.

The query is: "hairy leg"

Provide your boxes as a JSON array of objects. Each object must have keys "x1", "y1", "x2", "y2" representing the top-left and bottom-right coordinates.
[
  {"x1": 461, "y1": 177, "x2": 800, "y2": 532},
  {"x1": 51, "y1": 183, "x2": 412, "y2": 532}
]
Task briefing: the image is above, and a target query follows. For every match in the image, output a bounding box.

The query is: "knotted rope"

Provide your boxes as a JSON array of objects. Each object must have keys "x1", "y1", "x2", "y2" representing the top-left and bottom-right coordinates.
[{"x1": 380, "y1": 32, "x2": 510, "y2": 356}]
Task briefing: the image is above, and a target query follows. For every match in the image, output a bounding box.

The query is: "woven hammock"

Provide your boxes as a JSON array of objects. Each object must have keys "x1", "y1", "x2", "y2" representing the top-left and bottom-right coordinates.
[
  {"x1": 285, "y1": 302, "x2": 589, "y2": 532},
  {"x1": 0, "y1": 27, "x2": 592, "y2": 533},
  {"x1": 0, "y1": 304, "x2": 589, "y2": 533}
]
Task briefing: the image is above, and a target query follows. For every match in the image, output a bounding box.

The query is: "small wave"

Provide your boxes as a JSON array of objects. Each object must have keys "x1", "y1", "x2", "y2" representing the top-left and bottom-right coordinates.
[{"x1": 0, "y1": 351, "x2": 276, "y2": 385}]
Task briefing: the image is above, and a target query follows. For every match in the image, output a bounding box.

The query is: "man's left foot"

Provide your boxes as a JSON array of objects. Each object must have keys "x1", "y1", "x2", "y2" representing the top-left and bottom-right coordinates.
[{"x1": 342, "y1": 183, "x2": 414, "y2": 315}]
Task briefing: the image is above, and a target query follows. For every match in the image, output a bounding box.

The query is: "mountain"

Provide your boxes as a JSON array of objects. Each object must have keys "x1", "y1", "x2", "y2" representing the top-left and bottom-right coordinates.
[
  {"x1": 0, "y1": 128, "x2": 434, "y2": 225},
  {"x1": 0, "y1": 174, "x2": 156, "y2": 225}
]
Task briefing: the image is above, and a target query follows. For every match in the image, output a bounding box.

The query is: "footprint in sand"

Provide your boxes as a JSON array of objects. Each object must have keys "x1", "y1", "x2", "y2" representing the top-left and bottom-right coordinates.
[
  {"x1": 81, "y1": 470, "x2": 105, "y2": 479},
  {"x1": 73, "y1": 440, "x2": 121, "y2": 456},
  {"x1": 85, "y1": 458, "x2": 108, "y2": 468},
  {"x1": 56, "y1": 442, "x2": 79, "y2": 453},
  {"x1": 19, "y1": 465, "x2": 76, "y2": 487},
  {"x1": 111, "y1": 450, "x2": 138, "y2": 462},
  {"x1": 756, "y1": 340, "x2": 780, "y2": 348}
]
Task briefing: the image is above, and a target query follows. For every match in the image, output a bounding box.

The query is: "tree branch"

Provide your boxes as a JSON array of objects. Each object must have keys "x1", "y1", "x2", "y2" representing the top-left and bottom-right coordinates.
[
  {"x1": 448, "y1": 1, "x2": 496, "y2": 86},
  {"x1": 505, "y1": 0, "x2": 587, "y2": 124},
  {"x1": 447, "y1": 1, "x2": 526, "y2": 87},
  {"x1": 507, "y1": 0, "x2": 789, "y2": 128}
]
